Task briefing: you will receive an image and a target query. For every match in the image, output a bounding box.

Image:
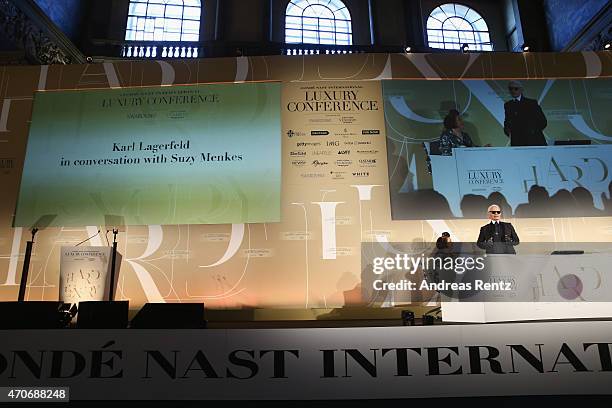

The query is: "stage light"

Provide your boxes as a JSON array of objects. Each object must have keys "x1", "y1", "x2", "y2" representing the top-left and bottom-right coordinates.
[
  {"x1": 422, "y1": 315, "x2": 435, "y2": 325},
  {"x1": 59, "y1": 303, "x2": 78, "y2": 327},
  {"x1": 0, "y1": 302, "x2": 67, "y2": 329},
  {"x1": 401, "y1": 310, "x2": 415, "y2": 326},
  {"x1": 521, "y1": 43, "x2": 530, "y2": 52},
  {"x1": 605, "y1": 42, "x2": 611, "y2": 50},
  {"x1": 77, "y1": 301, "x2": 128, "y2": 329},
  {"x1": 461, "y1": 43, "x2": 469, "y2": 53},
  {"x1": 421, "y1": 306, "x2": 441, "y2": 325},
  {"x1": 404, "y1": 46, "x2": 412, "y2": 53},
  {"x1": 130, "y1": 303, "x2": 206, "y2": 328}
]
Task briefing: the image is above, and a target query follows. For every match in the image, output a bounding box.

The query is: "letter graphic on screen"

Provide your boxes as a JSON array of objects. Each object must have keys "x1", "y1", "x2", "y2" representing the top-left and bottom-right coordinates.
[
  {"x1": 383, "y1": 78, "x2": 612, "y2": 219},
  {"x1": 14, "y1": 82, "x2": 282, "y2": 227}
]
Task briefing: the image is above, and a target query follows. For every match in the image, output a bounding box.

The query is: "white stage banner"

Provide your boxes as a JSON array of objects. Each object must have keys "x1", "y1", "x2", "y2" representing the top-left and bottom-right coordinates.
[{"x1": 0, "y1": 322, "x2": 611, "y2": 400}]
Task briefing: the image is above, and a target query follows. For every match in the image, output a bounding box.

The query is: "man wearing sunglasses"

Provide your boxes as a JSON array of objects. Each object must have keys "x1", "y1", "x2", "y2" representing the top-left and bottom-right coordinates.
[
  {"x1": 477, "y1": 204, "x2": 520, "y2": 254},
  {"x1": 503, "y1": 80, "x2": 548, "y2": 146}
]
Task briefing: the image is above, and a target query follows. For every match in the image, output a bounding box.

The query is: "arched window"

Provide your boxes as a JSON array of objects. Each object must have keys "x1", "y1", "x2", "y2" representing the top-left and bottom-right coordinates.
[
  {"x1": 125, "y1": 0, "x2": 201, "y2": 42},
  {"x1": 426, "y1": 3, "x2": 491, "y2": 51},
  {"x1": 285, "y1": 0, "x2": 352, "y2": 45}
]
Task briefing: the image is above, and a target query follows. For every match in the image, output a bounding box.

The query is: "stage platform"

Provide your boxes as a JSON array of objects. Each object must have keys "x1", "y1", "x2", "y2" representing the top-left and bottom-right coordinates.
[
  {"x1": 198, "y1": 306, "x2": 436, "y2": 328},
  {"x1": 1, "y1": 319, "x2": 611, "y2": 401}
]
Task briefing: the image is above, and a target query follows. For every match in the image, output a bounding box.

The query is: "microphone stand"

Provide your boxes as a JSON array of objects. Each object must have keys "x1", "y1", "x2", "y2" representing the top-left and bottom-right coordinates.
[
  {"x1": 18, "y1": 228, "x2": 38, "y2": 302},
  {"x1": 109, "y1": 228, "x2": 119, "y2": 301}
]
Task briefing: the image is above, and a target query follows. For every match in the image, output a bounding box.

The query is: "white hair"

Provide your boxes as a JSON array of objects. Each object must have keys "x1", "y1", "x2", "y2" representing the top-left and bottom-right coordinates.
[{"x1": 487, "y1": 204, "x2": 501, "y2": 212}]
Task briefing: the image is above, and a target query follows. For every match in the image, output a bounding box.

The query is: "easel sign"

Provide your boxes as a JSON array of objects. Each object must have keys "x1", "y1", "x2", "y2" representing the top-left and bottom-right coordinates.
[{"x1": 59, "y1": 246, "x2": 121, "y2": 303}]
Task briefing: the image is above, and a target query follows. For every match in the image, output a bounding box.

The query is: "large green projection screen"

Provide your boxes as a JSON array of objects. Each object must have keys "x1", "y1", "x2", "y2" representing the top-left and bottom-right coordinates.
[{"x1": 14, "y1": 82, "x2": 281, "y2": 227}]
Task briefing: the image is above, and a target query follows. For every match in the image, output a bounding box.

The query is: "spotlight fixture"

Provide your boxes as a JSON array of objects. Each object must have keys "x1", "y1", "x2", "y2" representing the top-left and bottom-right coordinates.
[
  {"x1": 401, "y1": 310, "x2": 415, "y2": 326},
  {"x1": 422, "y1": 314, "x2": 435, "y2": 326},
  {"x1": 521, "y1": 43, "x2": 530, "y2": 52},
  {"x1": 461, "y1": 43, "x2": 469, "y2": 53},
  {"x1": 605, "y1": 42, "x2": 611, "y2": 50},
  {"x1": 404, "y1": 46, "x2": 412, "y2": 53}
]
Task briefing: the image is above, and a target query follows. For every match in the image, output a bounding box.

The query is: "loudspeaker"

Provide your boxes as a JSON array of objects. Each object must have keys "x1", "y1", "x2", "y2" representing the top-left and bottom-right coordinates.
[
  {"x1": 0, "y1": 301, "x2": 65, "y2": 329},
  {"x1": 130, "y1": 303, "x2": 206, "y2": 329},
  {"x1": 76, "y1": 301, "x2": 129, "y2": 329}
]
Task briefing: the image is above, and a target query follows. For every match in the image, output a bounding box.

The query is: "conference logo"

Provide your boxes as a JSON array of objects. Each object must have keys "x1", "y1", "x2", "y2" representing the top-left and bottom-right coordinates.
[
  {"x1": 362, "y1": 129, "x2": 380, "y2": 135},
  {"x1": 291, "y1": 160, "x2": 307, "y2": 167},
  {"x1": 335, "y1": 159, "x2": 352, "y2": 167},
  {"x1": 290, "y1": 151, "x2": 306, "y2": 157},
  {"x1": 336, "y1": 128, "x2": 356, "y2": 137},
  {"x1": 312, "y1": 160, "x2": 329, "y2": 167},
  {"x1": 355, "y1": 140, "x2": 372, "y2": 145},
  {"x1": 467, "y1": 169, "x2": 504, "y2": 185},
  {"x1": 338, "y1": 150, "x2": 350, "y2": 155},
  {"x1": 286, "y1": 90, "x2": 380, "y2": 113},
  {"x1": 127, "y1": 112, "x2": 155, "y2": 120},
  {"x1": 331, "y1": 170, "x2": 347, "y2": 180},
  {"x1": 340, "y1": 116, "x2": 357, "y2": 124},
  {"x1": 166, "y1": 112, "x2": 184, "y2": 120},
  {"x1": 311, "y1": 130, "x2": 329, "y2": 136},
  {"x1": 286, "y1": 129, "x2": 306, "y2": 138},
  {"x1": 357, "y1": 150, "x2": 379, "y2": 155},
  {"x1": 327, "y1": 141, "x2": 340, "y2": 147},
  {"x1": 519, "y1": 157, "x2": 608, "y2": 194},
  {"x1": 300, "y1": 172, "x2": 325, "y2": 178},
  {"x1": 359, "y1": 159, "x2": 377, "y2": 167},
  {"x1": 353, "y1": 171, "x2": 370, "y2": 178},
  {"x1": 312, "y1": 150, "x2": 332, "y2": 156},
  {"x1": 296, "y1": 141, "x2": 322, "y2": 147}
]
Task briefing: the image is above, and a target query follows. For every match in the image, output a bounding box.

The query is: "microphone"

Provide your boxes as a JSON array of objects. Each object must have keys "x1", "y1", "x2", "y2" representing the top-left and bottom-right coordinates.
[{"x1": 75, "y1": 229, "x2": 101, "y2": 246}]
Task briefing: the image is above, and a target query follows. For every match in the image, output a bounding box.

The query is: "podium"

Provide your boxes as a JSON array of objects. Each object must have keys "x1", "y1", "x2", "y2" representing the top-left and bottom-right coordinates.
[
  {"x1": 441, "y1": 252, "x2": 612, "y2": 322},
  {"x1": 59, "y1": 246, "x2": 122, "y2": 304}
]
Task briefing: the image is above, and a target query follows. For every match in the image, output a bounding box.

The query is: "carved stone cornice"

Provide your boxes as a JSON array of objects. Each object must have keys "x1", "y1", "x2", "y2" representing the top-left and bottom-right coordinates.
[
  {"x1": 564, "y1": 3, "x2": 612, "y2": 52},
  {"x1": 0, "y1": 0, "x2": 85, "y2": 64},
  {"x1": 583, "y1": 24, "x2": 611, "y2": 52}
]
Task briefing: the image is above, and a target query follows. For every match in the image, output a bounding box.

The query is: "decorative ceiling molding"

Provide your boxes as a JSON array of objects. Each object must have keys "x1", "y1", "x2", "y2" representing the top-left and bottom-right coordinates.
[
  {"x1": 563, "y1": 3, "x2": 612, "y2": 52},
  {"x1": 0, "y1": 0, "x2": 85, "y2": 64}
]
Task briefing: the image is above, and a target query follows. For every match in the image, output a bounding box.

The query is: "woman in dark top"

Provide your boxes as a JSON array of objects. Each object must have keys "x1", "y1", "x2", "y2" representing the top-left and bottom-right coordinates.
[
  {"x1": 435, "y1": 232, "x2": 452, "y2": 249},
  {"x1": 438, "y1": 109, "x2": 475, "y2": 156}
]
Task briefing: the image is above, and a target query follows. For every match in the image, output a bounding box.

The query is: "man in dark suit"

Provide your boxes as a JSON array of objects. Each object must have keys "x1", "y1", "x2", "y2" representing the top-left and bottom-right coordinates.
[
  {"x1": 477, "y1": 204, "x2": 519, "y2": 254},
  {"x1": 503, "y1": 81, "x2": 548, "y2": 146}
]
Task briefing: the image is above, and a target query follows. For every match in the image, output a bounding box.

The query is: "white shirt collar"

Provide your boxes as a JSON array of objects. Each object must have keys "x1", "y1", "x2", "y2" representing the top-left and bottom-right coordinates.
[{"x1": 514, "y1": 94, "x2": 522, "y2": 102}]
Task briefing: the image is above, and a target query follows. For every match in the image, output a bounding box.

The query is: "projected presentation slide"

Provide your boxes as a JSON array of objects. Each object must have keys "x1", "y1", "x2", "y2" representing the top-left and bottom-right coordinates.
[
  {"x1": 383, "y1": 78, "x2": 612, "y2": 219},
  {"x1": 14, "y1": 82, "x2": 281, "y2": 227}
]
